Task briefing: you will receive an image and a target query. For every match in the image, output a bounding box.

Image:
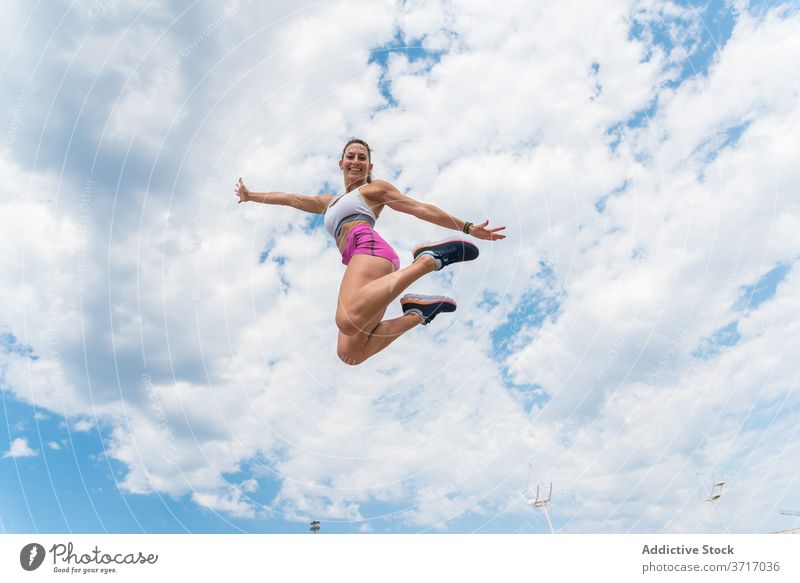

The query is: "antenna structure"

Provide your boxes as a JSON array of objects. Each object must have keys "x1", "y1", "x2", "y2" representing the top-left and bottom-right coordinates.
[
  {"x1": 697, "y1": 472, "x2": 725, "y2": 503},
  {"x1": 521, "y1": 466, "x2": 555, "y2": 534}
]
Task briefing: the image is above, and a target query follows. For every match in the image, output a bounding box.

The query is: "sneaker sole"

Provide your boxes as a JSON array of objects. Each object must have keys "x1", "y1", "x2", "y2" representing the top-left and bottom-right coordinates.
[
  {"x1": 412, "y1": 238, "x2": 478, "y2": 257},
  {"x1": 400, "y1": 294, "x2": 457, "y2": 309}
]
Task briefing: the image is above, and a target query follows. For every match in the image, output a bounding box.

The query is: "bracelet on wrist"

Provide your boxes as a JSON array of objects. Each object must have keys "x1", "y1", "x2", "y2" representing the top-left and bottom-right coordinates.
[{"x1": 462, "y1": 221, "x2": 473, "y2": 234}]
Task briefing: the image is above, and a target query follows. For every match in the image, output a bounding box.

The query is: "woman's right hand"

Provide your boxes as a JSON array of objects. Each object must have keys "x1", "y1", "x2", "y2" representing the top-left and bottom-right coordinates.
[{"x1": 235, "y1": 177, "x2": 251, "y2": 204}]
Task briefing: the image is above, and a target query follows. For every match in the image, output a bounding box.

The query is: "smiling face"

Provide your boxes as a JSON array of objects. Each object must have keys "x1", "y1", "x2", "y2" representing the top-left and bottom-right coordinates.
[{"x1": 339, "y1": 141, "x2": 373, "y2": 190}]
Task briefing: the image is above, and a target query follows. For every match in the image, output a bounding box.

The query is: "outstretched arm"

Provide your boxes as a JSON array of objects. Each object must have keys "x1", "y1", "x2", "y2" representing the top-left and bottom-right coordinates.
[
  {"x1": 365, "y1": 180, "x2": 506, "y2": 241},
  {"x1": 235, "y1": 178, "x2": 333, "y2": 215}
]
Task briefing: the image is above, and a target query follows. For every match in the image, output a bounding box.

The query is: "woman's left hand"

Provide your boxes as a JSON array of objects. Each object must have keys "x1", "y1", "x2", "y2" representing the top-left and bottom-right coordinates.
[{"x1": 469, "y1": 220, "x2": 506, "y2": 241}]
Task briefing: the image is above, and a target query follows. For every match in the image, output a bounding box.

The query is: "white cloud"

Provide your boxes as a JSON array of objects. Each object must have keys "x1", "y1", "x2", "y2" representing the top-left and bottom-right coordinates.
[
  {"x1": 3, "y1": 437, "x2": 38, "y2": 458},
  {"x1": 191, "y1": 478, "x2": 262, "y2": 519},
  {"x1": 72, "y1": 420, "x2": 95, "y2": 432}
]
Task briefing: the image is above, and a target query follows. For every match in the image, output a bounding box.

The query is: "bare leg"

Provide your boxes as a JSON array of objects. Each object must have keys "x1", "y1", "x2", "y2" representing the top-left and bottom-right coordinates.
[
  {"x1": 337, "y1": 313, "x2": 423, "y2": 365},
  {"x1": 336, "y1": 254, "x2": 436, "y2": 336},
  {"x1": 361, "y1": 312, "x2": 423, "y2": 358}
]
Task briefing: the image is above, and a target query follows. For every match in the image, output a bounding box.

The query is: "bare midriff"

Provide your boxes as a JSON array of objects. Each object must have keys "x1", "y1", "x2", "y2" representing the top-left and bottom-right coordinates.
[{"x1": 335, "y1": 219, "x2": 372, "y2": 253}]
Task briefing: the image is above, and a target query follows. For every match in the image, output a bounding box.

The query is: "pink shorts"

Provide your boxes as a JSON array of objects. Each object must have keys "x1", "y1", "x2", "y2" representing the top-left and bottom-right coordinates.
[{"x1": 341, "y1": 223, "x2": 400, "y2": 271}]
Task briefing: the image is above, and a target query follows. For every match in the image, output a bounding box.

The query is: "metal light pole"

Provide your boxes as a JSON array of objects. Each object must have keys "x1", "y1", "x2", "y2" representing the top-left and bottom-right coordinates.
[
  {"x1": 521, "y1": 483, "x2": 555, "y2": 534},
  {"x1": 697, "y1": 472, "x2": 725, "y2": 503}
]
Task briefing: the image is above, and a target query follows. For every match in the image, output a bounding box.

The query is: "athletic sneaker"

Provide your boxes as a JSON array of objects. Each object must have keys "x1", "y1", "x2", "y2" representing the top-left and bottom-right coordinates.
[
  {"x1": 412, "y1": 239, "x2": 479, "y2": 271},
  {"x1": 400, "y1": 293, "x2": 457, "y2": 325}
]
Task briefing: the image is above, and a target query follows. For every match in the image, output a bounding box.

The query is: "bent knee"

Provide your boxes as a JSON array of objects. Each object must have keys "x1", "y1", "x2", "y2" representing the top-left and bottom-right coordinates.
[
  {"x1": 336, "y1": 322, "x2": 358, "y2": 337},
  {"x1": 337, "y1": 349, "x2": 365, "y2": 366},
  {"x1": 336, "y1": 313, "x2": 363, "y2": 337}
]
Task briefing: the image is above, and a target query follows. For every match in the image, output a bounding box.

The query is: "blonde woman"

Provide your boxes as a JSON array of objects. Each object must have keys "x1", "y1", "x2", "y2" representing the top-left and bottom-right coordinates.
[{"x1": 236, "y1": 138, "x2": 505, "y2": 365}]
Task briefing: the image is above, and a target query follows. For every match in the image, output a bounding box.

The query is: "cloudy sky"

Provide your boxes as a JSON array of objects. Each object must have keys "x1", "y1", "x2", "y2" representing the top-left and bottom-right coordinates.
[{"x1": 1, "y1": 0, "x2": 799, "y2": 534}]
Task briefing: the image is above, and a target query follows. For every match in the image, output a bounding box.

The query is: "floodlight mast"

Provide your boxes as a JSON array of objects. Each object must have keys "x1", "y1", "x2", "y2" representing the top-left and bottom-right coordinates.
[
  {"x1": 521, "y1": 482, "x2": 555, "y2": 534},
  {"x1": 697, "y1": 472, "x2": 725, "y2": 503}
]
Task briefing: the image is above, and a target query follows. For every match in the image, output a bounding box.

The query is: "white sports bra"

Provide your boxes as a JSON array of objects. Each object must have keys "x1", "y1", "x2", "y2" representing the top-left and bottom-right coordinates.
[{"x1": 323, "y1": 187, "x2": 378, "y2": 239}]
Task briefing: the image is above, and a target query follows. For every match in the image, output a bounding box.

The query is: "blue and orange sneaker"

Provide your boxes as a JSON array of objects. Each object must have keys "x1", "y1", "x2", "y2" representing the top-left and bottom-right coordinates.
[
  {"x1": 400, "y1": 294, "x2": 457, "y2": 325},
  {"x1": 412, "y1": 239, "x2": 479, "y2": 271}
]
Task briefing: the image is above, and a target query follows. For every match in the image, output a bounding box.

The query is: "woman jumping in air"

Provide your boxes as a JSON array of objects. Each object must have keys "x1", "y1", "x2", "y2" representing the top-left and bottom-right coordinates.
[{"x1": 235, "y1": 138, "x2": 506, "y2": 365}]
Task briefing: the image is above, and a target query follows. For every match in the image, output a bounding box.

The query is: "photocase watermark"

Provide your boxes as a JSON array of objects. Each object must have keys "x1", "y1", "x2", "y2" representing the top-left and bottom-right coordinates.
[
  {"x1": 643, "y1": 282, "x2": 705, "y2": 388},
  {"x1": 369, "y1": 356, "x2": 410, "y2": 375},
  {"x1": 577, "y1": 331, "x2": 629, "y2": 399},
  {"x1": 137, "y1": 1, "x2": 249, "y2": 119},
  {"x1": 45, "y1": 226, "x2": 67, "y2": 398},
  {"x1": 190, "y1": 176, "x2": 214, "y2": 303},
  {"x1": 20, "y1": 540, "x2": 158, "y2": 574},
  {"x1": 721, "y1": 180, "x2": 756, "y2": 299},
  {"x1": 75, "y1": 175, "x2": 94, "y2": 295},
  {"x1": 19, "y1": 543, "x2": 46, "y2": 571},
  {"x1": 142, "y1": 373, "x2": 180, "y2": 463},
  {"x1": 5, "y1": 89, "x2": 30, "y2": 146},
  {"x1": 87, "y1": 0, "x2": 118, "y2": 23}
]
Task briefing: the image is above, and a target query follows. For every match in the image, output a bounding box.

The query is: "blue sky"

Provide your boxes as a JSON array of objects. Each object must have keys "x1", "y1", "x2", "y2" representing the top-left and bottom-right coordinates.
[{"x1": 2, "y1": 0, "x2": 800, "y2": 534}]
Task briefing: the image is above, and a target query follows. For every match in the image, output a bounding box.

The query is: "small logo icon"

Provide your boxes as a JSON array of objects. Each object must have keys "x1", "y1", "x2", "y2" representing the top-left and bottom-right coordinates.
[{"x1": 20, "y1": 543, "x2": 46, "y2": 571}]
